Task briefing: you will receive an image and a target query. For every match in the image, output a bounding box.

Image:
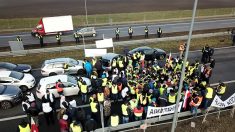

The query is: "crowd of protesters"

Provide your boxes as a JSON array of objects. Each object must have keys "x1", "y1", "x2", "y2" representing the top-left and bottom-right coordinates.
[{"x1": 18, "y1": 44, "x2": 227, "y2": 131}]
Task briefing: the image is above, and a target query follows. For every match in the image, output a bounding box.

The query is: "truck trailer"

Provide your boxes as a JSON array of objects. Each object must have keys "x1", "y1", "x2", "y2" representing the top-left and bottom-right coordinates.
[{"x1": 31, "y1": 15, "x2": 74, "y2": 36}]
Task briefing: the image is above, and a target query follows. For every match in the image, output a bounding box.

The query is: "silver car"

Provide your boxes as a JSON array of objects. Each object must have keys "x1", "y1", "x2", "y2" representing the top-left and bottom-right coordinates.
[
  {"x1": 0, "y1": 85, "x2": 23, "y2": 109},
  {"x1": 77, "y1": 27, "x2": 96, "y2": 37},
  {"x1": 41, "y1": 58, "x2": 85, "y2": 76},
  {"x1": 101, "y1": 53, "x2": 123, "y2": 71}
]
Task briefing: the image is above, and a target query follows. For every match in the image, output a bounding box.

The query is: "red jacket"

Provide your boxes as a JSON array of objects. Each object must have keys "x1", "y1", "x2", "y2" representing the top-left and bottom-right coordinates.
[{"x1": 59, "y1": 119, "x2": 68, "y2": 131}]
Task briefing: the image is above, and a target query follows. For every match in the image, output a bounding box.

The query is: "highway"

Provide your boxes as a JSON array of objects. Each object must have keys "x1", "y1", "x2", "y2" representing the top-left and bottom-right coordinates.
[
  {"x1": 0, "y1": 18, "x2": 235, "y2": 47},
  {"x1": 0, "y1": 46, "x2": 235, "y2": 131}
]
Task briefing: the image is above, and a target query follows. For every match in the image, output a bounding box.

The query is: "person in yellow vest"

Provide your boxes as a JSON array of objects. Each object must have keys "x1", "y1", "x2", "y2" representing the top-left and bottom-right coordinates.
[
  {"x1": 121, "y1": 101, "x2": 130, "y2": 123},
  {"x1": 216, "y1": 82, "x2": 226, "y2": 98},
  {"x1": 157, "y1": 27, "x2": 162, "y2": 38},
  {"x1": 16, "y1": 119, "x2": 30, "y2": 132},
  {"x1": 128, "y1": 27, "x2": 133, "y2": 39},
  {"x1": 56, "y1": 33, "x2": 61, "y2": 45},
  {"x1": 16, "y1": 36, "x2": 22, "y2": 41},
  {"x1": 144, "y1": 26, "x2": 149, "y2": 38},
  {"x1": 81, "y1": 81, "x2": 88, "y2": 103},
  {"x1": 97, "y1": 89, "x2": 104, "y2": 104},
  {"x1": 91, "y1": 57, "x2": 97, "y2": 67},
  {"x1": 118, "y1": 57, "x2": 124, "y2": 71},
  {"x1": 90, "y1": 100, "x2": 99, "y2": 122},
  {"x1": 109, "y1": 114, "x2": 119, "y2": 127},
  {"x1": 204, "y1": 84, "x2": 213, "y2": 110},
  {"x1": 111, "y1": 83, "x2": 118, "y2": 102},
  {"x1": 168, "y1": 90, "x2": 176, "y2": 105},
  {"x1": 70, "y1": 120, "x2": 82, "y2": 132}
]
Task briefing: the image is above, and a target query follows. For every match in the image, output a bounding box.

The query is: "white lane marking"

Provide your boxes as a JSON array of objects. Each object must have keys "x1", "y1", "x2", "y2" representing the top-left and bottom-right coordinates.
[{"x1": 0, "y1": 79, "x2": 235, "y2": 122}]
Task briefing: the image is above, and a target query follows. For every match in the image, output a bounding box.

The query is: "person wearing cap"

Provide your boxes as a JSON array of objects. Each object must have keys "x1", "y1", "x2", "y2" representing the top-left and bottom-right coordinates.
[
  {"x1": 59, "y1": 114, "x2": 69, "y2": 132},
  {"x1": 216, "y1": 82, "x2": 226, "y2": 98},
  {"x1": 70, "y1": 120, "x2": 82, "y2": 132}
]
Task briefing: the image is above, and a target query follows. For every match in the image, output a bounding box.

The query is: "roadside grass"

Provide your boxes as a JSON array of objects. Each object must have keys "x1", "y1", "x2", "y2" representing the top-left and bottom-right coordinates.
[
  {"x1": 0, "y1": 35, "x2": 231, "y2": 68},
  {"x1": 0, "y1": 8, "x2": 234, "y2": 31}
]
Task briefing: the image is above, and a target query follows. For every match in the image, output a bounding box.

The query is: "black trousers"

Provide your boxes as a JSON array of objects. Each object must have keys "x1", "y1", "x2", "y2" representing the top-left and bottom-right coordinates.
[
  {"x1": 116, "y1": 34, "x2": 119, "y2": 40},
  {"x1": 44, "y1": 111, "x2": 54, "y2": 125},
  {"x1": 145, "y1": 32, "x2": 148, "y2": 38}
]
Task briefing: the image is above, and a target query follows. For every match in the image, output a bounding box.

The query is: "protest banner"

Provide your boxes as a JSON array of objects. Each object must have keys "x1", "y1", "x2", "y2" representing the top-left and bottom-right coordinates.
[
  {"x1": 147, "y1": 102, "x2": 182, "y2": 118},
  {"x1": 84, "y1": 49, "x2": 107, "y2": 57},
  {"x1": 210, "y1": 95, "x2": 226, "y2": 108},
  {"x1": 96, "y1": 38, "x2": 113, "y2": 48}
]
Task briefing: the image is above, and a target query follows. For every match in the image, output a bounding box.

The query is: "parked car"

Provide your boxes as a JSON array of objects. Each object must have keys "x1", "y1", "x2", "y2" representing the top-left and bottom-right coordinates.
[
  {"x1": 36, "y1": 75, "x2": 92, "y2": 99},
  {"x1": 128, "y1": 46, "x2": 166, "y2": 61},
  {"x1": 0, "y1": 85, "x2": 23, "y2": 109},
  {"x1": 0, "y1": 71, "x2": 36, "y2": 91},
  {"x1": 101, "y1": 53, "x2": 123, "y2": 71},
  {"x1": 76, "y1": 27, "x2": 96, "y2": 37},
  {"x1": 41, "y1": 58, "x2": 85, "y2": 76},
  {"x1": 0, "y1": 62, "x2": 31, "y2": 73}
]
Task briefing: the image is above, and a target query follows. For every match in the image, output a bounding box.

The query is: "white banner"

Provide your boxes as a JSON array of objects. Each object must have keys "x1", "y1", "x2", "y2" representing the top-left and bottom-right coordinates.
[
  {"x1": 84, "y1": 49, "x2": 107, "y2": 57},
  {"x1": 224, "y1": 93, "x2": 235, "y2": 107},
  {"x1": 210, "y1": 95, "x2": 226, "y2": 108},
  {"x1": 147, "y1": 102, "x2": 182, "y2": 118},
  {"x1": 96, "y1": 38, "x2": 113, "y2": 48}
]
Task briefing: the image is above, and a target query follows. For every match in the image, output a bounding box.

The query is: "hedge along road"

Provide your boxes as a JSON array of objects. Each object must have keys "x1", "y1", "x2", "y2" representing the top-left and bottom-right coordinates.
[
  {"x1": 1, "y1": 0, "x2": 235, "y2": 18},
  {"x1": 0, "y1": 18, "x2": 235, "y2": 47},
  {"x1": 0, "y1": 46, "x2": 235, "y2": 119}
]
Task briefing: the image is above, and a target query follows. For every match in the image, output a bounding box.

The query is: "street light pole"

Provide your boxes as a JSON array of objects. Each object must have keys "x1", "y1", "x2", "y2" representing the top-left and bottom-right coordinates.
[
  {"x1": 171, "y1": 0, "x2": 198, "y2": 132},
  {"x1": 85, "y1": 0, "x2": 88, "y2": 25}
]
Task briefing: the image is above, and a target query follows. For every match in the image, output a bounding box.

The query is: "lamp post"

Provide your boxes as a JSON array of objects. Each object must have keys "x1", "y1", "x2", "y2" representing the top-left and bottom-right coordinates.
[
  {"x1": 85, "y1": 0, "x2": 88, "y2": 25},
  {"x1": 171, "y1": 0, "x2": 198, "y2": 132}
]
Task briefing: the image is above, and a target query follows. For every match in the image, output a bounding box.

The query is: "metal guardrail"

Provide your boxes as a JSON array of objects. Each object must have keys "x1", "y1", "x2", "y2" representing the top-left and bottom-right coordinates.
[{"x1": 0, "y1": 32, "x2": 229, "y2": 57}]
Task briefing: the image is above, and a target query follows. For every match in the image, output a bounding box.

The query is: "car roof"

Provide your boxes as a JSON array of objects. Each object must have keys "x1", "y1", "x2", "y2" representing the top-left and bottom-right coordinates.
[
  {"x1": 44, "y1": 58, "x2": 74, "y2": 64},
  {"x1": 101, "y1": 53, "x2": 121, "y2": 61},
  {"x1": 129, "y1": 46, "x2": 152, "y2": 53},
  {"x1": 0, "y1": 71, "x2": 11, "y2": 77},
  {"x1": 39, "y1": 75, "x2": 68, "y2": 86}
]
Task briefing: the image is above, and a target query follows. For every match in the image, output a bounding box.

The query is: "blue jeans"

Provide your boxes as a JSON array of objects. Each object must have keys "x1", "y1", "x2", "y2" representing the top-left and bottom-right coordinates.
[
  {"x1": 191, "y1": 106, "x2": 198, "y2": 117},
  {"x1": 122, "y1": 116, "x2": 129, "y2": 124},
  {"x1": 81, "y1": 93, "x2": 87, "y2": 103}
]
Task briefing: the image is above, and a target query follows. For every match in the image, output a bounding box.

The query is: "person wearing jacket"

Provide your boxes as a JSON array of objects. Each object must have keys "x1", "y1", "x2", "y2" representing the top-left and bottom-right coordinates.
[
  {"x1": 84, "y1": 60, "x2": 93, "y2": 78},
  {"x1": 84, "y1": 115, "x2": 97, "y2": 132},
  {"x1": 59, "y1": 114, "x2": 69, "y2": 132},
  {"x1": 16, "y1": 119, "x2": 30, "y2": 132}
]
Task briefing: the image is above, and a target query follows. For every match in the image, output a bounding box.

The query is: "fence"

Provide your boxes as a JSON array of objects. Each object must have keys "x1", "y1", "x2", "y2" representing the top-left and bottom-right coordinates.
[{"x1": 0, "y1": 32, "x2": 229, "y2": 57}]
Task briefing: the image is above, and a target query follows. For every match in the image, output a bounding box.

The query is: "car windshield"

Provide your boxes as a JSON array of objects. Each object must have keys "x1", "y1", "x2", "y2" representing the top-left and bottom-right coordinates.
[
  {"x1": 0, "y1": 63, "x2": 17, "y2": 70},
  {"x1": 69, "y1": 58, "x2": 78, "y2": 65},
  {"x1": 67, "y1": 75, "x2": 77, "y2": 84},
  {"x1": 9, "y1": 71, "x2": 24, "y2": 80}
]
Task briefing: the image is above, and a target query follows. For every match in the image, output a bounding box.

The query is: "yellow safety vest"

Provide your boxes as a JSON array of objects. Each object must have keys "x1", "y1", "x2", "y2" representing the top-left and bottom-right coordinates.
[
  {"x1": 77, "y1": 81, "x2": 82, "y2": 87},
  {"x1": 97, "y1": 93, "x2": 104, "y2": 102},
  {"x1": 147, "y1": 94, "x2": 152, "y2": 103},
  {"x1": 89, "y1": 96, "x2": 94, "y2": 103},
  {"x1": 102, "y1": 78, "x2": 108, "y2": 87},
  {"x1": 19, "y1": 124, "x2": 30, "y2": 132},
  {"x1": 111, "y1": 116, "x2": 119, "y2": 127},
  {"x1": 112, "y1": 60, "x2": 117, "y2": 67},
  {"x1": 121, "y1": 104, "x2": 128, "y2": 116},
  {"x1": 92, "y1": 59, "x2": 96, "y2": 66},
  {"x1": 206, "y1": 87, "x2": 213, "y2": 99},
  {"x1": 140, "y1": 94, "x2": 147, "y2": 105},
  {"x1": 70, "y1": 123, "x2": 82, "y2": 132},
  {"x1": 129, "y1": 100, "x2": 137, "y2": 110},
  {"x1": 90, "y1": 102, "x2": 98, "y2": 113},
  {"x1": 159, "y1": 87, "x2": 165, "y2": 96},
  {"x1": 81, "y1": 84, "x2": 87, "y2": 93},
  {"x1": 168, "y1": 94, "x2": 176, "y2": 103},
  {"x1": 218, "y1": 86, "x2": 226, "y2": 95},
  {"x1": 112, "y1": 85, "x2": 118, "y2": 94},
  {"x1": 201, "y1": 81, "x2": 207, "y2": 87},
  {"x1": 118, "y1": 61, "x2": 124, "y2": 68},
  {"x1": 130, "y1": 86, "x2": 135, "y2": 95}
]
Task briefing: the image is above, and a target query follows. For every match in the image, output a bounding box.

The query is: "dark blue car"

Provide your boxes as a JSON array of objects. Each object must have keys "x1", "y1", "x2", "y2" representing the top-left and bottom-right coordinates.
[{"x1": 0, "y1": 62, "x2": 31, "y2": 73}]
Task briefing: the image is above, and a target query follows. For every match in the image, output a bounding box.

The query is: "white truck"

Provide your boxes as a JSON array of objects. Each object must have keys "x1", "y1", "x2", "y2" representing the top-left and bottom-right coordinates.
[{"x1": 31, "y1": 15, "x2": 74, "y2": 36}]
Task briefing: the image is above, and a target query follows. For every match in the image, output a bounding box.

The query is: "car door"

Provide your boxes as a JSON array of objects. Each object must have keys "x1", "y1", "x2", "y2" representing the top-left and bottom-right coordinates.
[
  {"x1": 61, "y1": 82, "x2": 79, "y2": 96},
  {"x1": 66, "y1": 63, "x2": 77, "y2": 75},
  {"x1": 53, "y1": 63, "x2": 64, "y2": 75},
  {"x1": 0, "y1": 77, "x2": 13, "y2": 85}
]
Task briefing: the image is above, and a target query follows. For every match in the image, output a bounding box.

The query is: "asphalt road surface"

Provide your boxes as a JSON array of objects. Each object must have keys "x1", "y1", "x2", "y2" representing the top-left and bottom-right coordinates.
[
  {"x1": 1, "y1": 0, "x2": 235, "y2": 18},
  {"x1": 0, "y1": 46, "x2": 235, "y2": 131},
  {"x1": 0, "y1": 18, "x2": 235, "y2": 47}
]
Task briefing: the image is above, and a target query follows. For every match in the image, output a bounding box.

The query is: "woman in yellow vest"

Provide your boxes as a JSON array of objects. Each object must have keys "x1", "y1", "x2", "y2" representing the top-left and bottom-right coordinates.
[
  {"x1": 81, "y1": 81, "x2": 88, "y2": 103},
  {"x1": 16, "y1": 119, "x2": 30, "y2": 132}
]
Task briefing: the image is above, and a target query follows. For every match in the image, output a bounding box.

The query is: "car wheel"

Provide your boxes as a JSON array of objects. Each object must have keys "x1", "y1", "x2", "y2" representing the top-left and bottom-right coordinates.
[
  {"x1": 1, "y1": 101, "x2": 13, "y2": 110},
  {"x1": 77, "y1": 69, "x2": 86, "y2": 75},
  {"x1": 20, "y1": 85, "x2": 28, "y2": 92},
  {"x1": 92, "y1": 33, "x2": 96, "y2": 37},
  {"x1": 49, "y1": 72, "x2": 57, "y2": 76}
]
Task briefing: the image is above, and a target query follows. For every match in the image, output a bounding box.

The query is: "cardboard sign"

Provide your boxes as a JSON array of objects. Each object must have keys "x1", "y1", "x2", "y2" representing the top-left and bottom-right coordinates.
[
  {"x1": 96, "y1": 38, "x2": 113, "y2": 48},
  {"x1": 84, "y1": 49, "x2": 107, "y2": 57}
]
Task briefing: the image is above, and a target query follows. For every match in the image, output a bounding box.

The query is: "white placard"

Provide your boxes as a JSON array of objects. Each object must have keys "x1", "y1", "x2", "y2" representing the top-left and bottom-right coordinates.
[
  {"x1": 84, "y1": 49, "x2": 107, "y2": 57},
  {"x1": 43, "y1": 15, "x2": 73, "y2": 33},
  {"x1": 224, "y1": 93, "x2": 235, "y2": 107},
  {"x1": 96, "y1": 38, "x2": 113, "y2": 48},
  {"x1": 147, "y1": 102, "x2": 182, "y2": 118},
  {"x1": 210, "y1": 95, "x2": 226, "y2": 108}
]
